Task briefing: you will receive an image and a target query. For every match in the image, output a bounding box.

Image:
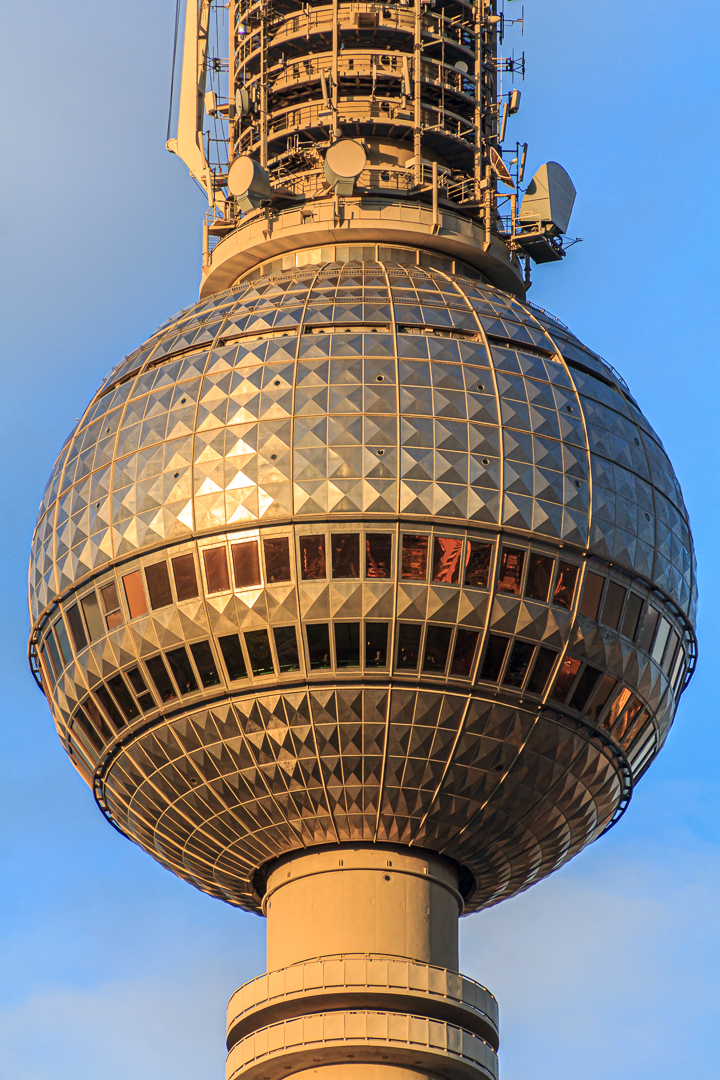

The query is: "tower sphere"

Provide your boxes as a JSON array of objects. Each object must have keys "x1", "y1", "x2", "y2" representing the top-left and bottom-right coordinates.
[{"x1": 28, "y1": 253, "x2": 696, "y2": 915}]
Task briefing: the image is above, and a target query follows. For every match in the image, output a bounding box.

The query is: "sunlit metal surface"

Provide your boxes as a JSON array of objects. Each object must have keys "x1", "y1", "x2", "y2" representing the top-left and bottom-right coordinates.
[{"x1": 28, "y1": 258, "x2": 696, "y2": 913}]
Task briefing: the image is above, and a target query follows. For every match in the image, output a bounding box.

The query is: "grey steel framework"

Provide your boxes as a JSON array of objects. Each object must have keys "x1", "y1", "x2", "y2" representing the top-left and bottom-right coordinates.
[{"x1": 29, "y1": 254, "x2": 696, "y2": 913}]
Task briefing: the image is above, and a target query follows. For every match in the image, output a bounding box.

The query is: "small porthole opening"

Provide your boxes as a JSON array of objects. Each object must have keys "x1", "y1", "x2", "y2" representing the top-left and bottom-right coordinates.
[
  {"x1": 377, "y1": 448, "x2": 385, "y2": 456},
  {"x1": 376, "y1": 374, "x2": 385, "y2": 382}
]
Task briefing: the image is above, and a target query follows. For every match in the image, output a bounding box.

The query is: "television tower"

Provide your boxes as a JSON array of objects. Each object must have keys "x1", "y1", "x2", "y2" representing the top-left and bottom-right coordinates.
[{"x1": 29, "y1": 1, "x2": 696, "y2": 1077}]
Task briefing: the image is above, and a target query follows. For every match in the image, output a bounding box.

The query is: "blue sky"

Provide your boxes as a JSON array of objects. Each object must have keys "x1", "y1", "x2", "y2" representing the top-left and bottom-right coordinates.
[{"x1": 1, "y1": 2, "x2": 719, "y2": 1078}]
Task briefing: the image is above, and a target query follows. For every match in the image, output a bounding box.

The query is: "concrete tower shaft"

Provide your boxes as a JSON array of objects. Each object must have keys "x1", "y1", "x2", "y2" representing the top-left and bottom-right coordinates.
[{"x1": 226, "y1": 847, "x2": 499, "y2": 1080}]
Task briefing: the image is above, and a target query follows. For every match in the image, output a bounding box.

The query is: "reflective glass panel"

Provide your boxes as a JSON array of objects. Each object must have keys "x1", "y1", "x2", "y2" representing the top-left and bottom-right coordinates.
[
  {"x1": 549, "y1": 656, "x2": 582, "y2": 701},
  {"x1": 662, "y1": 630, "x2": 680, "y2": 674},
  {"x1": 203, "y1": 548, "x2": 230, "y2": 593},
  {"x1": 553, "y1": 562, "x2": 579, "y2": 610},
  {"x1": 423, "y1": 625, "x2": 452, "y2": 673},
  {"x1": 100, "y1": 581, "x2": 120, "y2": 615},
  {"x1": 84, "y1": 697, "x2": 115, "y2": 742},
  {"x1": 306, "y1": 624, "x2": 331, "y2": 669},
  {"x1": 621, "y1": 593, "x2": 644, "y2": 640},
  {"x1": 332, "y1": 534, "x2": 360, "y2": 578},
  {"x1": 190, "y1": 640, "x2": 221, "y2": 687},
  {"x1": 300, "y1": 535, "x2": 327, "y2": 579},
  {"x1": 464, "y1": 541, "x2": 492, "y2": 589},
  {"x1": 366, "y1": 534, "x2": 392, "y2": 578},
  {"x1": 45, "y1": 632, "x2": 61, "y2": 678},
  {"x1": 219, "y1": 634, "x2": 248, "y2": 680},
  {"x1": 107, "y1": 673, "x2": 140, "y2": 721},
  {"x1": 601, "y1": 686, "x2": 632, "y2": 733},
  {"x1": 365, "y1": 622, "x2": 388, "y2": 667},
  {"x1": 480, "y1": 635, "x2": 509, "y2": 681},
  {"x1": 273, "y1": 626, "x2": 301, "y2": 672},
  {"x1": 165, "y1": 647, "x2": 198, "y2": 694},
  {"x1": 525, "y1": 555, "x2": 554, "y2": 602},
  {"x1": 145, "y1": 655, "x2": 177, "y2": 701},
  {"x1": 94, "y1": 685, "x2": 125, "y2": 729},
  {"x1": 335, "y1": 622, "x2": 360, "y2": 667},
  {"x1": 502, "y1": 640, "x2": 535, "y2": 687},
  {"x1": 579, "y1": 571, "x2": 604, "y2": 619},
  {"x1": 497, "y1": 548, "x2": 525, "y2": 595},
  {"x1": 145, "y1": 561, "x2": 173, "y2": 609},
  {"x1": 244, "y1": 630, "x2": 275, "y2": 676},
  {"x1": 569, "y1": 665, "x2": 602, "y2": 711},
  {"x1": 264, "y1": 537, "x2": 292, "y2": 583},
  {"x1": 122, "y1": 571, "x2": 148, "y2": 619},
  {"x1": 172, "y1": 553, "x2": 199, "y2": 600},
  {"x1": 232, "y1": 541, "x2": 262, "y2": 589},
  {"x1": 585, "y1": 674, "x2": 617, "y2": 721},
  {"x1": 66, "y1": 603, "x2": 87, "y2": 652},
  {"x1": 401, "y1": 535, "x2": 428, "y2": 580},
  {"x1": 53, "y1": 619, "x2": 72, "y2": 665},
  {"x1": 450, "y1": 629, "x2": 479, "y2": 677},
  {"x1": 73, "y1": 708, "x2": 102, "y2": 754},
  {"x1": 431, "y1": 537, "x2": 463, "y2": 584},
  {"x1": 652, "y1": 618, "x2": 671, "y2": 663},
  {"x1": 638, "y1": 607, "x2": 660, "y2": 653},
  {"x1": 600, "y1": 581, "x2": 626, "y2": 630},
  {"x1": 82, "y1": 591, "x2": 104, "y2": 639},
  {"x1": 397, "y1": 623, "x2": 422, "y2": 669},
  {"x1": 101, "y1": 581, "x2": 124, "y2": 629},
  {"x1": 526, "y1": 647, "x2": 558, "y2": 695},
  {"x1": 126, "y1": 667, "x2": 148, "y2": 695}
]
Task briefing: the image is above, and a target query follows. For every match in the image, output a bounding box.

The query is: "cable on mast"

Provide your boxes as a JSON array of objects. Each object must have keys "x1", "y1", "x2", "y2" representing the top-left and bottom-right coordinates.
[{"x1": 167, "y1": 0, "x2": 183, "y2": 142}]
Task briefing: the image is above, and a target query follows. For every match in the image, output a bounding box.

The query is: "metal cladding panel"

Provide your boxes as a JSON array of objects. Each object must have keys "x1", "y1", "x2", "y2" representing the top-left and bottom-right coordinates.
[{"x1": 29, "y1": 260, "x2": 697, "y2": 914}]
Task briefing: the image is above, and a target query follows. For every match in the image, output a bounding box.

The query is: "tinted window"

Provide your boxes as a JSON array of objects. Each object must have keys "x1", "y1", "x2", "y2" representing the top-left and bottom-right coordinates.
[
  {"x1": 306, "y1": 624, "x2": 331, "y2": 669},
  {"x1": 72, "y1": 708, "x2": 103, "y2": 754},
  {"x1": 332, "y1": 534, "x2": 360, "y2": 578},
  {"x1": 553, "y1": 562, "x2": 579, "y2": 610},
  {"x1": 497, "y1": 548, "x2": 525, "y2": 595},
  {"x1": 525, "y1": 555, "x2": 554, "y2": 602},
  {"x1": 366, "y1": 534, "x2": 392, "y2": 578},
  {"x1": 652, "y1": 618, "x2": 671, "y2": 664},
  {"x1": 502, "y1": 640, "x2": 535, "y2": 687},
  {"x1": 365, "y1": 623, "x2": 389, "y2": 667},
  {"x1": 107, "y1": 673, "x2": 140, "y2": 721},
  {"x1": 84, "y1": 697, "x2": 115, "y2": 742},
  {"x1": 526, "y1": 647, "x2": 558, "y2": 695},
  {"x1": 569, "y1": 665, "x2": 602, "y2": 711},
  {"x1": 45, "y1": 632, "x2": 62, "y2": 678},
  {"x1": 621, "y1": 594, "x2": 644, "y2": 640},
  {"x1": 81, "y1": 592, "x2": 104, "y2": 641},
  {"x1": 232, "y1": 541, "x2": 262, "y2": 588},
  {"x1": 165, "y1": 647, "x2": 198, "y2": 694},
  {"x1": 464, "y1": 541, "x2": 492, "y2": 588},
  {"x1": 203, "y1": 548, "x2": 230, "y2": 593},
  {"x1": 601, "y1": 581, "x2": 626, "y2": 630},
  {"x1": 122, "y1": 571, "x2": 148, "y2": 619},
  {"x1": 480, "y1": 635, "x2": 509, "y2": 681},
  {"x1": 263, "y1": 537, "x2": 292, "y2": 582},
  {"x1": 101, "y1": 581, "x2": 124, "y2": 629},
  {"x1": 219, "y1": 634, "x2": 248, "y2": 681},
  {"x1": 431, "y1": 537, "x2": 463, "y2": 584},
  {"x1": 244, "y1": 630, "x2": 275, "y2": 676},
  {"x1": 94, "y1": 685, "x2": 125, "y2": 729},
  {"x1": 54, "y1": 619, "x2": 72, "y2": 665},
  {"x1": 273, "y1": 626, "x2": 300, "y2": 672},
  {"x1": 397, "y1": 623, "x2": 422, "y2": 669},
  {"x1": 190, "y1": 640, "x2": 221, "y2": 687},
  {"x1": 401, "y1": 535, "x2": 429, "y2": 580},
  {"x1": 450, "y1": 629, "x2": 479, "y2": 677},
  {"x1": 172, "y1": 553, "x2": 199, "y2": 600},
  {"x1": 585, "y1": 674, "x2": 617, "y2": 721},
  {"x1": 66, "y1": 604, "x2": 88, "y2": 652},
  {"x1": 638, "y1": 607, "x2": 660, "y2": 653},
  {"x1": 335, "y1": 622, "x2": 360, "y2": 667},
  {"x1": 579, "y1": 572, "x2": 604, "y2": 619},
  {"x1": 299, "y1": 535, "x2": 327, "y2": 579},
  {"x1": 423, "y1": 625, "x2": 452, "y2": 673},
  {"x1": 549, "y1": 656, "x2": 581, "y2": 701},
  {"x1": 145, "y1": 655, "x2": 177, "y2": 701},
  {"x1": 145, "y1": 561, "x2": 173, "y2": 609}
]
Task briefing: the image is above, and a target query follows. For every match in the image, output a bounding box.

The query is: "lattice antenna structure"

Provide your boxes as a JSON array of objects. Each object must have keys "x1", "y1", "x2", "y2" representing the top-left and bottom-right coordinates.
[{"x1": 167, "y1": 0, "x2": 564, "y2": 296}]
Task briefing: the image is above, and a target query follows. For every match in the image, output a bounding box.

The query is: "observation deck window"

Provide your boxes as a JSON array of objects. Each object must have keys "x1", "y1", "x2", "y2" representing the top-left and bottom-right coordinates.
[
  {"x1": 497, "y1": 548, "x2": 525, "y2": 595},
  {"x1": 244, "y1": 630, "x2": 275, "y2": 676},
  {"x1": 264, "y1": 537, "x2": 292, "y2": 582},
  {"x1": 525, "y1": 647, "x2": 558, "y2": 695},
  {"x1": 145, "y1": 655, "x2": 178, "y2": 702},
  {"x1": 480, "y1": 635, "x2": 509, "y2": 682},
  {"x1": 307, "y1": 623, "x2": 331, "y2": 669},
  {"x1": 335, "y1": 622, "x2": 361, "y2": 667},
  {"x1": 432, "y1": 537, "x2": 463, "y2": 584},
  {"x1": 502, "y1": 640, "x2": 535, "y2": 688},
  {"x1": 219, "y1": 634, "x2": 249, "y2": 681},
  {"x1": 552, "y1": 562, "x2": 579, "y2": 610},
  {"x1": 600, "y1": 581, "x2": 626, "y2": 630},
  {"x1": 579, "y1": 571, "x2": 605, "y2": 619},
  {"x1": 401, "y1": 534, "x2": 429, "y2": 580},
  {"x1": 464, "y1": 541, "x2": 492, "y2": 589},
  {"x1": 525, "y1": 554, "x2": 554, "y2": 603},
  {"x1": 332, "y1": 534, "x2": 360, "y2": 579},
  {"x1": 66, "y1": 603, "x2": 87, "y2": 652},
  {"x1": 274, "y1": 626, "x2": 301, "y2": 673},
  {"x1": 190, "y1": 640, "x2": 222, "y2": 687},
  {"x1": 366, "y1": 623, "x2": 389, "y2": 667},
  {"x1": 422, "y1": 624, "x2": 452, "y2": 673},
  {"x1": 165, "y1": 647, "x2": 199, "y2": 694},
  {"x1": 145, "y1": 561, "x2": 173, "y2": 609},
  {"x1": 232, "y1": 540, "x2": 262, "y2": 589},
  {"x1": 621, "y1": 593, "x2": 644, "y2": 641},
  {"x1": 172, "y1": 553, "x2": 200, "y2": 600},
  {"x1": 101, "y1": 581, "x2": 125, "y2": 628},
  {"x1": 450, "y1": 629, "x2": 479, "y2": 677},
  {"x1": 397, "y1": 623, "x2": 422, "y2": 670},
  {"x1": 549, "y1": 657, "x2": 582, "y2": 702},
  {"x1": 300, "y1": 535, "x2": 327, "y2": 579},
  {"x1": 203, "y1": 547, "x2": 231, "y2": 593},
  {"x1": 366, "y1": 534, "x2": 392, "y2": 579},
  {"x1": 122, "y1": 571, "x2": 148, "y2": 620},
  {"x1": 106, "y1": 673, "x2": 140, "y2": 721}
]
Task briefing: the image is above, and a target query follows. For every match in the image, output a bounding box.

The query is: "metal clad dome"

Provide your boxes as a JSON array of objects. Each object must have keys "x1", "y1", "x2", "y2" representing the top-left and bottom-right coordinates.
[{"x1": 29, "y1": 261, "x2": 697, "y2": 913}]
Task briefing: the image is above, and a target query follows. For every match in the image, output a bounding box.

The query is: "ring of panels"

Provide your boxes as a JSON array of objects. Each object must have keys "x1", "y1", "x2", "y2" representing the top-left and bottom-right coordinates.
[{"x1": 28, "y1": 261, "x2": 697, "y2": 915}]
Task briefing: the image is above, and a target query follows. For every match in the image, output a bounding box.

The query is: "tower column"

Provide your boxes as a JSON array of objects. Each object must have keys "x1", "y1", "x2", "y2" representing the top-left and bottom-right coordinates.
[{"x1": 226, "y1": 846, "x2": 499, "y2": 1080}]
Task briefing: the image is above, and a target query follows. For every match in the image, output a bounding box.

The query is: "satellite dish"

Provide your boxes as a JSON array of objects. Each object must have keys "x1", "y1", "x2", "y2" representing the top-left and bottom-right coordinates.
[
  {"x1": 519, "y1": 161, "x2": 576, "y2": 235},
  {"x1": 323, "y1": 139, "x2": 367, "y2": 194},
  {"x1": 489, "y1": 146, "x2": 514, "y2": 188},
  {"x1": 235, "y1": 87, "x2": 252, "y2": 116},
  {"x1": 228, "y1": 156, "x2": 272, "y2": 211},
  {"x1": 455, "y1": 61, "x2": 468, "y2": 73}
]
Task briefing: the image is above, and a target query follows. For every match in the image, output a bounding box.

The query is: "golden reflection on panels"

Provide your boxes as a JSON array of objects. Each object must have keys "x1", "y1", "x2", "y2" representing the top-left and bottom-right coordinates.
[{"x1": 29, "y1": 262, "x2": 696, "y2": 914}]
